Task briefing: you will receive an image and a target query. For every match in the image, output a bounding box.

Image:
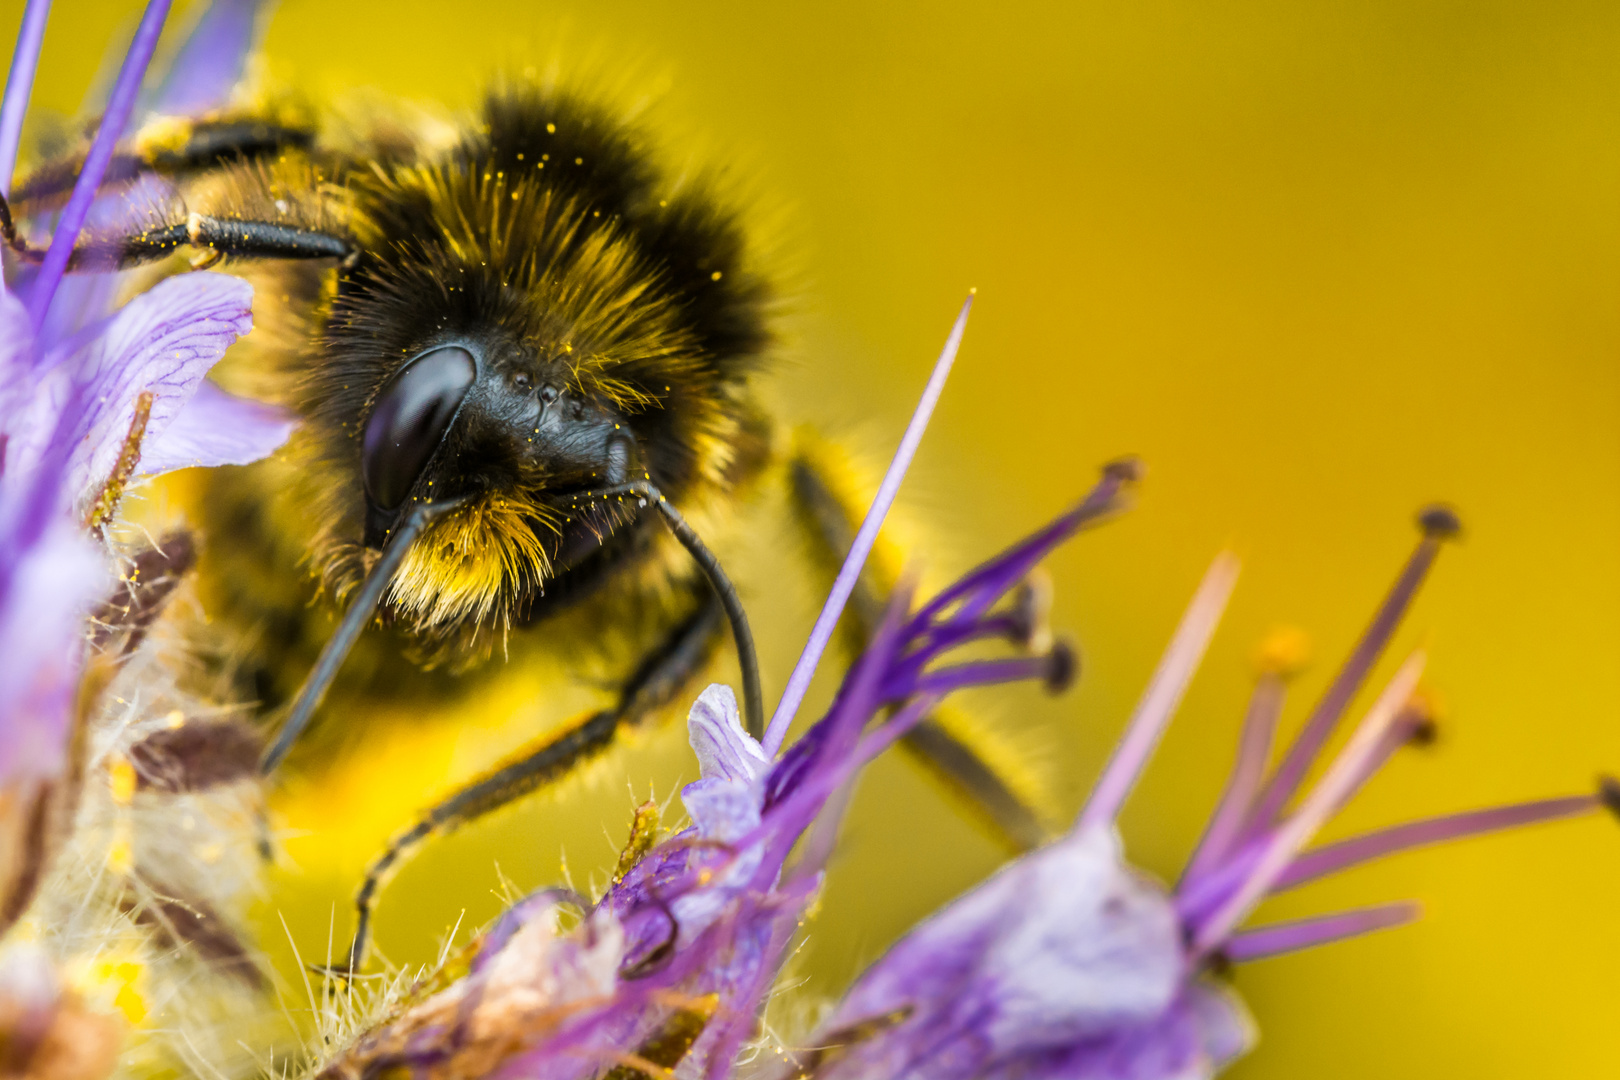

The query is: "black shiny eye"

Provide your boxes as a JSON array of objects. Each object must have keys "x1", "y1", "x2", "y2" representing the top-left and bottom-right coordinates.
[{"x1": 361, "y1": 346, "x2": 476, "y2": 509}]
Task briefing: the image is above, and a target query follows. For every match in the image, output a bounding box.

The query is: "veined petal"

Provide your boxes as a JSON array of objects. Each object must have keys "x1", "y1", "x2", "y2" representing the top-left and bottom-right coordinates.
[
  {"x1": 0, "y1": 287, "x2": 34, "y2": 425},
  {"x1": 65, "y1": 271, "x2": 253, "y2": 498},
  {"x1": 688, "y1": 683, "x2": 770, "y2": 785},
  {"x1": 138, "y1": 378, "x2": 294, "y2": 475}
]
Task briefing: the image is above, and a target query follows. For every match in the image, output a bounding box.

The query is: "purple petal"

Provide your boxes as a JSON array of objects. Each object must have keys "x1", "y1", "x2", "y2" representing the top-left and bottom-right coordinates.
[
  {"x1": 814, "y1": 826, "x2": 1183, "y2": 1080},
  {"x1": 0, "y1": 518, "x2": 107, "y2": 785},
  {"x1": 138, "y1": 378, "x2": 293, "y2": 475},
  {"x1": 1005, "y1": 983, "x2": 1253, "y2": 1080},
  {"x1": 763, "y1": 296, "x2": 972, "y2": 755},
  {"x1": 62, "y1": 271, "x2": 253, "y2": 497},
  {"x1": 144, "y1": 0, "x2": 267, "y2": 117}
]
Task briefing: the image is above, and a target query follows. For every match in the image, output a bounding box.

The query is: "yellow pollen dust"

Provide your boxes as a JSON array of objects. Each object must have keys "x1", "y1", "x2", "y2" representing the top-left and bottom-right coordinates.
[{"x1": 108, "y1": 756, "x2": 137, "y2": 806}]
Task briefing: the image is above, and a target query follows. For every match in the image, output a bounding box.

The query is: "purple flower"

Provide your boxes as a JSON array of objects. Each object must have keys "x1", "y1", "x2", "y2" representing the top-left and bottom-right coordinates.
[
  {"x1": 312, "y1": 313, "x2": 1604, "y2": 1080},
  {"x1": 790, "y1": 514, "x2": 1608, "y2": 1080},
  {"x1": 0, "y1": 0, "x2": 283, "y2": 905},
  {"x1": 318, "y1": 303, "x2": 1122, "y2": 1080}
]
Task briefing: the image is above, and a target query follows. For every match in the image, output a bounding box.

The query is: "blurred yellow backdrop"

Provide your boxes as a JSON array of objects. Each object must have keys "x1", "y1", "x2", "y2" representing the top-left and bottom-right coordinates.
[{"x1": 9, "y1": 1, "x2": 1620, "y2": 1076}]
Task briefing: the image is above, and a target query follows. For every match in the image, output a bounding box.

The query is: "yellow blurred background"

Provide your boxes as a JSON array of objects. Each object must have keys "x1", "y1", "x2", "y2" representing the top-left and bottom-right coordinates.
[{"x1": 8, "y1": 0, "x2": 1620, "y2": 1076}]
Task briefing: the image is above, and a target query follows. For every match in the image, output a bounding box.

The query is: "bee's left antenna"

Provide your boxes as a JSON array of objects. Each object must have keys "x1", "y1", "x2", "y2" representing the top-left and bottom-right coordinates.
[
  {"x1": 581, "y1": 482, "x2": 764, "y2": 740},
  {"x1": 260, "y1": 497, "x2": 466, "y2": 775}
]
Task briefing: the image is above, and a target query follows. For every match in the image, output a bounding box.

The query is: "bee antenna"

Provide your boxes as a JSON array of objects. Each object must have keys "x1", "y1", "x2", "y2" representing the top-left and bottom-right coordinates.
[
  {"x1": 260, "y1": 497, "x2": 469, "y2": 775},
  {"x1": 581, "y1": 481, "x2": 764, "y2": 741}
]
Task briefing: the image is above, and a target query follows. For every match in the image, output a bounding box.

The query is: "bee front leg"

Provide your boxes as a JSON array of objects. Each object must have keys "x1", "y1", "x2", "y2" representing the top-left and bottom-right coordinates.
[{"x1": 333, "y1": 591, "x2": 725, "y2": 976}]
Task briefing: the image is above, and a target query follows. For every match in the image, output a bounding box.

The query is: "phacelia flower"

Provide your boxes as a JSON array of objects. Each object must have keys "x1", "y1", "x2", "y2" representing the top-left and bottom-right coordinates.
[
  {"x1": 785, "y1": 511, "x2": 1611, "y2": 1080},
  {"x1": 0, "y1": 0, "x2": 286, "y2": 1071},
  {"x1": 316, "y1": 299, "x2": 1115, "y2": 1080},
  {"x1": 0, "y1": 0, "x2": 283, "y2": 820},
  {"x1": 319, "y1": 296, "x2": 1606, "y2": 1080}
]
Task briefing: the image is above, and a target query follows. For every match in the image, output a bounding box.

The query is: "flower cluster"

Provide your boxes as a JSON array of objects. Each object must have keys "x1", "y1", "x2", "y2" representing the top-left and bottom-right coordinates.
[
  {"x1": 0, "y1": 4, "x2": 1608, "y2": 1080},
  {"x1": 313, "y1": 312, "x2": 1607, "y2": 1080},
  {"x1": 0, "y1": 0, "x2": 289, "y2": 1072}
]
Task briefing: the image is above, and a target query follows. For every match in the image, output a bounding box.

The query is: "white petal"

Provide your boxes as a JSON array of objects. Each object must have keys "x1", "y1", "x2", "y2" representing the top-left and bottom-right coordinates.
[{"x1": 687, "y1": 683, "x2": 770, "y2": 784}]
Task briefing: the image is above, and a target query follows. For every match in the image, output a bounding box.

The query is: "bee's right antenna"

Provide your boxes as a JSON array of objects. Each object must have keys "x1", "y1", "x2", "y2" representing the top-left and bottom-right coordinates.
[
  {"x1": 260, "y1": 497, "x2": 468, "y2": 775},
  {"x1": 580, "y1": 482, "x2": 764, "y2": 741}
]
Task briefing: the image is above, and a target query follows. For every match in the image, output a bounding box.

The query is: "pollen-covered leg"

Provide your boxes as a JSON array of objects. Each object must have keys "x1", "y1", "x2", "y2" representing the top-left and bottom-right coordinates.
[
  {"x1": 335, "y1": 592, "x2": 726, "y2": 974},
  {"x1": 788, "y1": 430, "x2": 1053, "y2": 853}
]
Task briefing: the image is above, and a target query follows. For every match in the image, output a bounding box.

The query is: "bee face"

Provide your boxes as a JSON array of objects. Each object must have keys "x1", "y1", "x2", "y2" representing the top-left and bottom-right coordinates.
[{"x1": 358, "y1": 336, "x2": 644, "y2": 550}]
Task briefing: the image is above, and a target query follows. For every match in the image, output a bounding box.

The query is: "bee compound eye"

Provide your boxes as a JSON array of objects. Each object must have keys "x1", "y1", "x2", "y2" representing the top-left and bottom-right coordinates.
[{"x1": 361, "y1": 346, "x2": 477, "y2": 510}]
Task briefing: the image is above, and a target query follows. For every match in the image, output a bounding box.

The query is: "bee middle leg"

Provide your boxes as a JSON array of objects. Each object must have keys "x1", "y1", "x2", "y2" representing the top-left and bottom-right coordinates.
[{"x1": 338, "y1": 589, "x2": 724, "y2": 973}]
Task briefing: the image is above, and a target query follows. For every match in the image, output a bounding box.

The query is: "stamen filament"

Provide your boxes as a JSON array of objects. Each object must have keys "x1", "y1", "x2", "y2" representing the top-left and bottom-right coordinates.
[
  {"x1": 1245, "y1": 509, "x2": 1458, "y2": 835},
  {"x1": 1191, "y1": 649, "x2": 1426, "y2": 958},
  {"x1": 1222, "y1": 902, "x2": 1420, "y2": 963},
  {"x1": 27, "y1": 0, "x2": 172, "y2": 328},
  {"x1": 897, "y1": 653, "x2": 1063, "y2": 700},
  {"x1": 1273, "y1": 794, "x2": 1598, "y2": 893},
  {"x1": 764, "y1": 296, "x2": 972, "y2": 755},
  {"x1": 0, "y1": 0, "x2": 50, "y2": 200},
  {"x1": 1079, "y1": 553, "x2": 1239, "y2": 831},
  {"x1": 1323, "y1": 701, "x2": 1436, "y2": 820},
  {"x1": 1181, "y1": 672, "x2": 1286, "y2": 886},
  {"x1": 908, "y1": 458, "x2": 1138, "y2": 635}
]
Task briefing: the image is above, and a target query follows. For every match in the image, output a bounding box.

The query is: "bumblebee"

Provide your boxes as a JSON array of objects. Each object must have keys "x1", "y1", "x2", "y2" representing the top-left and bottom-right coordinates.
[{"x1": 4, "y1": 79, "x2": 1064, "y2": 970}]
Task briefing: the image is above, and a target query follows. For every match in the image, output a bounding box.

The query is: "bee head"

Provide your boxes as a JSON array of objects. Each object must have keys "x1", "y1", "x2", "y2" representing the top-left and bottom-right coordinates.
[{"x1": 358, "y1": 337, "x2": 645, "y2": 552}]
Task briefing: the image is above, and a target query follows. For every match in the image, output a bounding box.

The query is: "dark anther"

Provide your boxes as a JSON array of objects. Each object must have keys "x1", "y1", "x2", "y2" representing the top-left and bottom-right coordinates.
[
  {"x1": 1405, "y1": 716, "x2": 1440, "y2": 747},
  {"x1": 1417, "y1": 504, "x2": 1463, "y2": 541},
  {"x1": 129, "y1": 718, "x2": 262, "y2": 793},
  {"x1": 1008, "y1": 571, "x2": 1054, "y2": 652},
  {"x1": 1598, "y1": 775, "x2": 1620, "y2": 821},
  {"x1": 1104, "y1": 456, "x2": 1146, "y2": 485},
  {"x1": 1044, "y1": 639, "x2": 1079, "y2": 694},
  {"x1": 540, "y1": 384, "x2": 559, "y2": 404}
]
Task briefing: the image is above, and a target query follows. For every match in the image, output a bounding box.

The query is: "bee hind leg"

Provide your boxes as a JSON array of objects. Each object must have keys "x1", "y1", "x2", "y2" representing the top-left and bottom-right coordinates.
[
  {"x1": 788, "y1": 429, "x2": 1054, "y2": 854},
  {"x1": 332, "y1": 592, "x2": 725, "y2": 976}
]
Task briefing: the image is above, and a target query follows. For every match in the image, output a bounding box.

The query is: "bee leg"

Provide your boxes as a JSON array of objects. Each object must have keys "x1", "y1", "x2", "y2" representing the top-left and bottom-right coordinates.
[
  {"x1": 0, "y1": 197, "x2": 353, "y2": 272},
  {"x1": 334, "y1": 593, "x2": 725, "y2": 975},
  {"x1": 788, "y1": 431, "x2": 1052, "y2": 853},
  {"x1": 8, "y1": 118, "x2": 315, "y2": 211}
]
